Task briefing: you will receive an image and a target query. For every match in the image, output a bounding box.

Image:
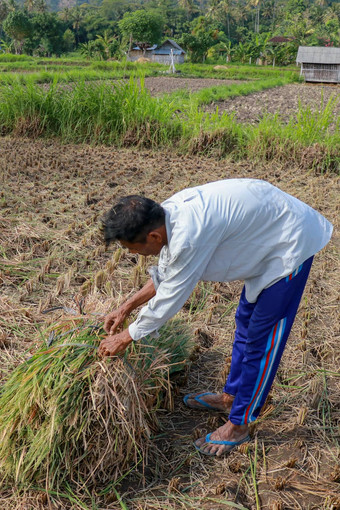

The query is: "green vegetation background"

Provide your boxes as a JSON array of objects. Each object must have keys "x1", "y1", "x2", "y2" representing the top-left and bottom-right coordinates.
[{"x1": 0, "y1": 0, "x2": 339, "y2": 63}]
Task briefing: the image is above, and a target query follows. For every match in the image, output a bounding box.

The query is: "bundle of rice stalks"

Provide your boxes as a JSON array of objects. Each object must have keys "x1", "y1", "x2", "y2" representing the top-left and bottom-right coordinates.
[{"x1": 0, "y1": 319, "x2": 192, "y2": 490}]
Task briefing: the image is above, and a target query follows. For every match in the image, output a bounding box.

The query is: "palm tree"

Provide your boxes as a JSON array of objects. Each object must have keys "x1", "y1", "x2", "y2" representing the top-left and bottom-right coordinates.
[
  {"x1": 95, "y1": 30, "x2": 115, "y2": 60},
  {"x1": 207, "y1": 0, "x2": 233, "y2": 39},
  {"x1": 178, "y1": 0, "x2": 198, "y2": 20},
  {"x1": 0, "y1": 1, "x2": 8, "y2": 23},
  {"x1": 71, "y1": 6, "x2": 83, "y2": 47},
  {"x1": 0, "y1": 38, "x2": 13, "y2": 53},
  {"x1": 34, "y1": 0, "x2": 47, "y2": 13},
  {"x1": 24, "y1": 0, "x2": 34, "y2": 12},
  {"x1": 79, "y1": 40, "x2": 96, "y2": 59},
  {"x1": 250, "y1": 0, "x2": 261, "y2": 34}
]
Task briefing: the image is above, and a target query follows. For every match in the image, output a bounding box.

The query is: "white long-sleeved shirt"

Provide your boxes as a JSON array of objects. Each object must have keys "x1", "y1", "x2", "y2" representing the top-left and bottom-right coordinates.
[{"x1": 128, "y1": 179, "x2": 333, "y2": 341}]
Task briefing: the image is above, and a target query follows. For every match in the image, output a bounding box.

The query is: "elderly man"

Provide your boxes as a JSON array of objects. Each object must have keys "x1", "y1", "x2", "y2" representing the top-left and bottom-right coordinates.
[{"x1": 99, "y1": 179, "x2": 332, "y2": 457}]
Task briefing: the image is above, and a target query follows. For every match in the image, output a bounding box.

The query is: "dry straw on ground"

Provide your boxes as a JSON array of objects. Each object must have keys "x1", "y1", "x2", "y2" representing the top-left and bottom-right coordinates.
[{"x1": 0, "y1": 137, "x2": 339, "y2": 509}]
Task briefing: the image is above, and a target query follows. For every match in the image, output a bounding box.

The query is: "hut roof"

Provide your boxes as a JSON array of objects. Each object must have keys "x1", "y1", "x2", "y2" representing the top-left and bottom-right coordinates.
[
  {"x1": 296, "y1": 46, "x2": 340, "y2": 64},
  {"x1": 132, "y1": 39, "x2": 185, "y2": 55},
  {"x1": 132, "y1": 44, "x2": 157, "y2": 51},
  {"x1": 160, "y1": 39, "x2": 185, "y2": 53}
]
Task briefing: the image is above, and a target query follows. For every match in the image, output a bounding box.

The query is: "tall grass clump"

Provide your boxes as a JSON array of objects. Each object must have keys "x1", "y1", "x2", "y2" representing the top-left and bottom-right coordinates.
[
  {"x1": 0, "y1": 318, "x2": 192, "y2": 490},
  {"x1": 245, "y1": 95, "x2": 340, "y2": 173},
  {"x1": 0, "y1": 62, "x2": 164, "y2": 86},
  {"x1": 0, "y1": 77, "x2": 182, "y2": 145},
  {"x1": 0, "y1": 54, "x2": 34, "y2": 62},
  {"x1": 180, "y1": 62, "x2": 300, "y2": 81},
  {"x1": 57, "y1": 78, "x2": 182, "y2": 145},
  {"x1": 184, "y1": 109, "x2": 246, "y2": 158}
]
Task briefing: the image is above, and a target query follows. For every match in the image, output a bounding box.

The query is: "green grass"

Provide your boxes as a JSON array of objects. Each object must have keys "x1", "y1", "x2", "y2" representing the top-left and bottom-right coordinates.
[
  {"x1": 0, "y1": 56, "x2": 298, "y2": 84},
  {"x1": 0, "y1": 75, "x2": 338, "y2": 173},
  {"x1": 0, "y1": 65, "x2": 163, "y2": 85},
  {"x1": 0, "y1": 77, "x2": 182, "y2": 144},
  {"x1": 0, "y1": 53, "x2": 34, "y2": 62},
  {"x1": 164, "y1": 75, "x2": 300, "y2": 111},
  {"x1": 180, "y1": 62, "x2": 300, "y2": 80}
]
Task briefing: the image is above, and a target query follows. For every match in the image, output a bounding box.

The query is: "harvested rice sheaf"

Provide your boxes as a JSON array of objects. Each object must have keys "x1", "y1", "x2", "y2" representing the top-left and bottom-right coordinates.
[{"x1": 0, "y1": 319, "x2": 192, "y2": 489}]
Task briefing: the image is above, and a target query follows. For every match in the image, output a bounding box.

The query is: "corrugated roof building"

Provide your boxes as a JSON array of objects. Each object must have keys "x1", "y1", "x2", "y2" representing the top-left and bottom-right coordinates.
[
  {"x1": 129, "y1": 39, "x2": 186, "y2": 64},
  {"x1": 296, "y1": 46, "x2": 340, "y2": 83}
]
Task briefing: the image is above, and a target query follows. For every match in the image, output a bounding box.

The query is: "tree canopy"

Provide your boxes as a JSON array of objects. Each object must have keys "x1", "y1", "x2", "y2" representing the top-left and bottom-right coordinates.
[
  {"x1": 0, "y1": 0, "x2": 339, "y2": 60},
  {"x1": 118, "y1": 9, "x2": 164, "y2": 49}
]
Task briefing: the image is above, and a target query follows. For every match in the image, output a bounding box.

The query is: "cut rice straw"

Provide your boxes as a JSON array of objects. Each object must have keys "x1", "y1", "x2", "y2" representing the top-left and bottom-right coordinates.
[{"x1": 0, "y1": 318, "x2": 193, "y2": 491}]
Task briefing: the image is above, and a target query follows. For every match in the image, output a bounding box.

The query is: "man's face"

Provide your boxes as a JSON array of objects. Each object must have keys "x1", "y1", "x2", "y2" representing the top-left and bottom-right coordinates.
[{"x1": 119, "y1": 237, "x2": 162, "y2": 257}]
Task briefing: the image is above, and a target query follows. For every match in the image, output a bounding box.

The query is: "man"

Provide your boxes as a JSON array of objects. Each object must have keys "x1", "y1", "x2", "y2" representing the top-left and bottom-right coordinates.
[{"x1": 99, "y1": 179, "x2": 333, "y2": 457}]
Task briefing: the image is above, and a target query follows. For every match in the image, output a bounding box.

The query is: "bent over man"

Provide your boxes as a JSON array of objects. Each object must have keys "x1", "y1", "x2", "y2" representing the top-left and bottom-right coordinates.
[{"x1": 99, "y1": 179, "x2": 333, "y2": 457}]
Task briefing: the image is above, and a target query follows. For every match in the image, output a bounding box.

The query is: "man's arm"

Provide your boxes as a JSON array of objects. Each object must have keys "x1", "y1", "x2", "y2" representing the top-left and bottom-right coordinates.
[{"x1": 103, "y1": 278, "x2": 156, "y2": 335}]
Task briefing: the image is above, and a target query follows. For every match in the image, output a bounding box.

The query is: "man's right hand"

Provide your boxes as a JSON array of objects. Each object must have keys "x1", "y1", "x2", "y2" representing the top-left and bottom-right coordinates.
[
  {"x1": 103, "y1": 279, "x2": 156, "y2": 335},
  {"x1": 103, "y1": 307, "x2": 128, "y2": 335}
]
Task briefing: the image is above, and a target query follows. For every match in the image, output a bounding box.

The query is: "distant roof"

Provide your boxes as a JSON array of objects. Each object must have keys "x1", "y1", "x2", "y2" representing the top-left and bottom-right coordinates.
[
  {"x1": 132, "y1": 39, "x2": 185, "y2": 54},
  {"x1": 269, "y1": 36, "x2": 295, "y2": 43},
  {"x1": 296, "y1": 46, "x2": 340, "y2": 64},
  {"x1": 132, "y1": 44, "x2": 157, "y2": 51},
  {"x1": 159, "y1": 39, "x2": 185, "y2": 52}
]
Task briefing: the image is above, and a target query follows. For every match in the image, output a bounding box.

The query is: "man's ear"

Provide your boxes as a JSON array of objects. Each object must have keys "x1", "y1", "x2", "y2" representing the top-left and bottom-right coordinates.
[{"x1": 147, "y1": 231, "x2": 163, "y2": 243}]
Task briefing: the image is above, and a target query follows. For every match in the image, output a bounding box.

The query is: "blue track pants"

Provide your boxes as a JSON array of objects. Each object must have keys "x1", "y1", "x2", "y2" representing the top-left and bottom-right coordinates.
[{"x1": 224, "y1": 256, "x2": 313, "y2": 425}]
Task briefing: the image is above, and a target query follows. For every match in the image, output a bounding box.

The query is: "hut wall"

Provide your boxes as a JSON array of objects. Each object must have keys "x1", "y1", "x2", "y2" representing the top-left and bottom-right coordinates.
[
  {"x1": 301, "y1": 63, "x2": 340, "y2": 83},
  {"x1": 152, "y1": 54, "x2": 185, "y2": 64},
  {"x1": 128, "y1": 50, "x2": 153, "y2": 62}
]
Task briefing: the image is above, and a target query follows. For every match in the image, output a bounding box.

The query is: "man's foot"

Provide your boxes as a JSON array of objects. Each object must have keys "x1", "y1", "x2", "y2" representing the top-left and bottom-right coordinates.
[
  {"x1": 194, "y1": 420, "x2": 249, "y2": 457},
  {"x1": 183, "y1": 392, "x2": 234, "y2": 412}
]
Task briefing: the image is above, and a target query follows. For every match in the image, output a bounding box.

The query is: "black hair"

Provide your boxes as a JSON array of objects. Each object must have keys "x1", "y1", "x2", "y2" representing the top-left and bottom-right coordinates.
[{"x1": 102, "y1": 195, "x2": 165, "y2": 245}]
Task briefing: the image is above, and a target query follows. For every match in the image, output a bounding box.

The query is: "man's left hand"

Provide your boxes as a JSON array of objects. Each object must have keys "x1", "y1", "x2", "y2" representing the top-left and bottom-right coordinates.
[{"x1": 98, "y1": 329, "x2": 133, "y2": 357}]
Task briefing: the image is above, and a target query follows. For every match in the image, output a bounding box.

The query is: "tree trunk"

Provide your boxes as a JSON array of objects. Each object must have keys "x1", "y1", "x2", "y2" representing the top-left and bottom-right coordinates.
[{"x1": 226, "y1": 13, "x2": 230, "y2": 40}]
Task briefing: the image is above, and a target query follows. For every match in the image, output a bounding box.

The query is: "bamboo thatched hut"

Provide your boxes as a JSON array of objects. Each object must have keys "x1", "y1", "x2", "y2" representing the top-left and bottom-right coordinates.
[{"x1": 296, "y1": 46, "x2": 340, "y2": 83}]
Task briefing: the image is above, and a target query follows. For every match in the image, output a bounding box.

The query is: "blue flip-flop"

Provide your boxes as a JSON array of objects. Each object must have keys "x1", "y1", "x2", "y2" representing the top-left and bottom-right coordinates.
[
  {"x1": 183, "y1": 392, "x2": 222, "y2": 412},
  {"x1": 194, "y1": 433, "x2": 250, "y2": 457}
]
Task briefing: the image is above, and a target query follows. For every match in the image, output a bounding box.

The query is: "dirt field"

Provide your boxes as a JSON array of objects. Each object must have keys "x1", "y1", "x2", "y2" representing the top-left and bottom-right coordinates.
[
  {"x1": 203, "y1": 83, "x2": 340, "y2": 124},
  {"x1": 0, "y1": 136, "x2": 339, "y2": 509}
]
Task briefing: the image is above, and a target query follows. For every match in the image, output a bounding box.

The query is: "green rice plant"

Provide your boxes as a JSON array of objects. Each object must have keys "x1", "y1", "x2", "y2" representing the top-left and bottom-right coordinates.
[
  {"x1": 245, "y1": 95, "x2": 340, "y2": 173},
  {"x1": 248, "y1": 439, "x2": 260, "y2": 510},
  {"x1": 183, "y1": 108, "x2": 245, "y2": 158},
  {"x1": 0, "y1": 54, "x2": 34, "y2": 62},
  {"x1": 0, "y1": 318, "x2": 193, "y2": 490},
  {"x1": 179, "y1": 62, "x2": 300, "y2": 81},
  {"x1": 290, "y1": 94, "x2": 339, "y2": 145},
  {"x1": 0, "y1": 62, "x2": 164, "y2": 86},
  {"x1": 0, "y1": 77, "x2": 181, "y2": 144},
  {"x1": 54, "y1": 78, "x2": 182, "y2": 145},
  {"x1": 0, "y1": 74, "x2": 338, "y2": 173},
  {"x1": 167, "y1": 76, "x2": 297, "y2": 110}
]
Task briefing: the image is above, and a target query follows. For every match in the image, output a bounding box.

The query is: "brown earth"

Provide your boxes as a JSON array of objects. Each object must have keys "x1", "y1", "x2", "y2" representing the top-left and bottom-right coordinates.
[
  {"x1": 204, "y1": 82, "x2": 340, "y2": 124},
  {"x1": 0, "y1": 138, "x2": 339, "y2": 509}
]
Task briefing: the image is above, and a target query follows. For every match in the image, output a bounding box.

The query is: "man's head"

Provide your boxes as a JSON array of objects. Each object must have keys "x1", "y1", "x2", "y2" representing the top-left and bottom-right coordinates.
[{"x1": 103, "y1": 195, "x2": 167, "y2": 256}]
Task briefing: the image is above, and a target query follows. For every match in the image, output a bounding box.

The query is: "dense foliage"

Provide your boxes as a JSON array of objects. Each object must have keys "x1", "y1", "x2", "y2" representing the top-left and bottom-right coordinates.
[{"x1": 0, "y1": 0, "x2": 339, "y2": 61}]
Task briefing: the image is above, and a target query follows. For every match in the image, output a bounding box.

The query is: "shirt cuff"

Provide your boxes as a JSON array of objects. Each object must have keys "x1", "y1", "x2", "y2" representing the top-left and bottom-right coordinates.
[
  {"x1": 128, "y1": 321, "x2": 160, "y2": 342},
  {"x1": 128, "y1": 322, "x2": 142, "y2": 341}
]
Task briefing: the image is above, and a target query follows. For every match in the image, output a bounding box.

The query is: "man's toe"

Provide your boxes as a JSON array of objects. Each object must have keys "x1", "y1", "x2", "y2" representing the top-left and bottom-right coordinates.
[{"x1": 194, "y1": 436, "x2": 205, "y2": 448}]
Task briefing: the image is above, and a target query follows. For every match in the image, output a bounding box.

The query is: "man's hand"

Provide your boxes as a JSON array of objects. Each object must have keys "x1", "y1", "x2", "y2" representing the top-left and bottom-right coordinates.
[
  {"x1": 99, "y1": 329, "x2": 133, "y2": 357},
  {"x1": 103, "y1": 307, "x2": 128, "y2": 335}
]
